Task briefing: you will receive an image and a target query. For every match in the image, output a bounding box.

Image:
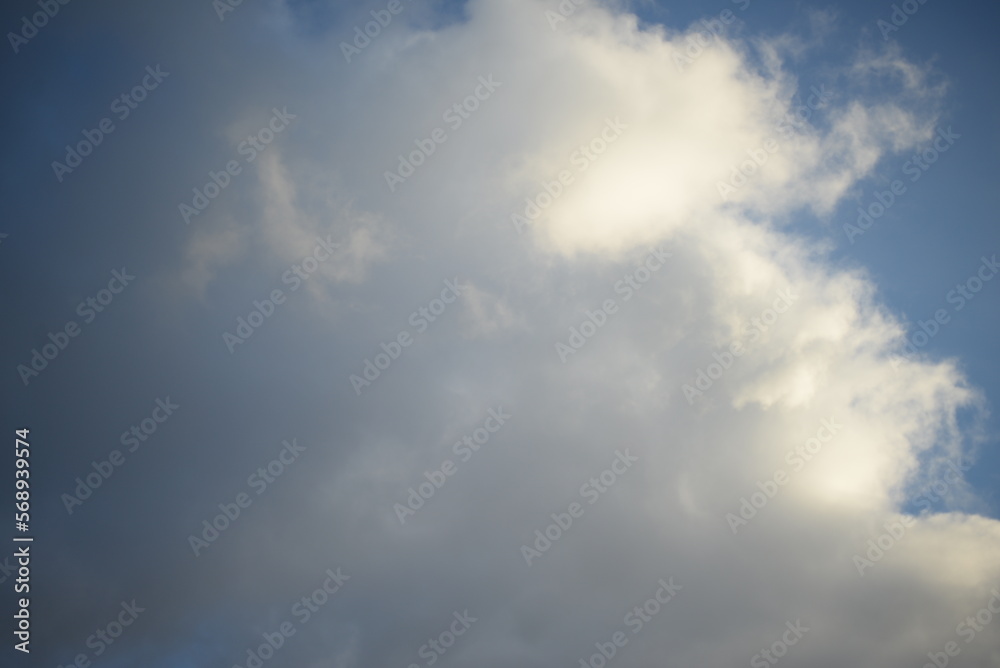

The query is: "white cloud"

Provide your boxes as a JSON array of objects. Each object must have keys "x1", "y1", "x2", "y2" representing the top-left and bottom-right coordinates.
[{"x1": 165, "y1": 0, "x2": 1000, "y2": 664}]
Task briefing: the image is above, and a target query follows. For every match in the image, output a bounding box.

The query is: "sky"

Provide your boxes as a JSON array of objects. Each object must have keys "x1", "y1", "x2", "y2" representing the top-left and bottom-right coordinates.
[{"x1": 2, "y1": 0, "x2": 1000, "y2": 666}]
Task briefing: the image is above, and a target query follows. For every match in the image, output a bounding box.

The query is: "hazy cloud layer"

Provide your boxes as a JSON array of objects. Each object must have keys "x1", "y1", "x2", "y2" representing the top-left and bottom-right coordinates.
[{"x1": 8, "y1": 0, "x2": 999, "y2": 667}]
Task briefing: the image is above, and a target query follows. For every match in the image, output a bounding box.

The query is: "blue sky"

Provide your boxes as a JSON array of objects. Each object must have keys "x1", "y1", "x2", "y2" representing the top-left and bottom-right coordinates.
[{"x1": 3, "y1": 0, "x2": 1000, "y2": 666}]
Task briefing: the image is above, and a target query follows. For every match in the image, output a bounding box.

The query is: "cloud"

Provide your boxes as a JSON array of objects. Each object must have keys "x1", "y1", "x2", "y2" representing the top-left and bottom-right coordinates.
[{"x1": 38, "y1": 1, "x2": 999, "y2": 666}]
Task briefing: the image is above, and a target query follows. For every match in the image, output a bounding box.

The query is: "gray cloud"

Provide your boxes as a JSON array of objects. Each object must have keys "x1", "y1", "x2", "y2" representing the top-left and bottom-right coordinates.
[{"x1": 5, "y1": 0, "x2": 999, "y2": 666}]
